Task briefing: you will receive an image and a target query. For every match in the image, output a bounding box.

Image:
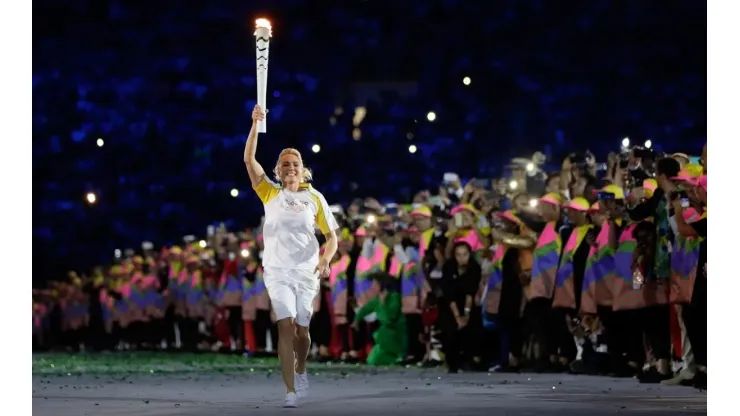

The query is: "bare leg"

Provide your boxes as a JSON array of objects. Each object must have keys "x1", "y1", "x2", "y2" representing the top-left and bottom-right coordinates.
[
  {"x1": 294, "y1": 325, "x2": 311, "y2": 374},
  {"x1": 276, "y1": 318, "x2": 296, "y2": 393}
]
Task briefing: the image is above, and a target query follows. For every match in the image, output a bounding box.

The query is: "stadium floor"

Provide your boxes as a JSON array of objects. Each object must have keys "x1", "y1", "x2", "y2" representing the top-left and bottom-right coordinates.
[{"x1": 32, "y1": 353, "x2": 706, "y2": 415}]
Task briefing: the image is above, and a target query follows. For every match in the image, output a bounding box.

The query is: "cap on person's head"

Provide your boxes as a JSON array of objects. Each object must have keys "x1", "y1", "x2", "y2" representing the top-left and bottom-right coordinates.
[
  {"x1": 600, "y1": 184, "x2": 625, "y2": 200},
  {"x1": 410, "y1": 205, "x2": 432, "y2": 218},
  {"x1": 450, "y1": 204, "x2": 478, "y2": 216},
  {"x1": 643, "y1": 178, "x2": 658, "y2": 198},
  {"x1": 685, "y1": 163, "x2": 704, "y2": 178},
  {"x1": 563, "y1": 197, "x2": 590, "y2": 212},
  {"x1": 186, "y1": 255, "x2": 198, "y2": 264},
  {"x1": 671, "y1": 167, "x2": 701, "y2": 183},
  {"x1": 498, "y1": 209, "x2": 522, "y2": 226},
  {"x1": 170, "y1": 246, "x2": 182, "y2": 255},
  {"x1": 539, "y1": 192, "x2": 563, "y2": 206},
  {"x1": 355, "y1": 226, "x2": 367, "y2": 236},
  {"x1": 672, "y1": 152, "x2": 690, "y2": 162}
]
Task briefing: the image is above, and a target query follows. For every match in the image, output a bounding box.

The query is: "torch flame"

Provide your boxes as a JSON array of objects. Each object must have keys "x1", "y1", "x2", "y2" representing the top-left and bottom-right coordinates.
[{"x1": 255, "y1": 18, "x2": 272, "y2": 36}]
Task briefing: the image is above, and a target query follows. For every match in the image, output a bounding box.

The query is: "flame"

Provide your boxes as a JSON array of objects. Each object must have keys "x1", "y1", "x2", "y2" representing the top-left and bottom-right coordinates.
[{"x1": 255, "y1": 18, "x2": 272, "y2": 36}]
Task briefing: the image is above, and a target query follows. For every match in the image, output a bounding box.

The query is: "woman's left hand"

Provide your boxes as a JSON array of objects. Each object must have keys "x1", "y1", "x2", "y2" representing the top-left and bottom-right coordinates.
[{"x1": 314, "y1": 258, "x2": 331, "y2": 278}]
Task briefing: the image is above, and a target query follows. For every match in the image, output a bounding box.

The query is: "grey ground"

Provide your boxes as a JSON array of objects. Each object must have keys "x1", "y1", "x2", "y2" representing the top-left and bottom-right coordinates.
[{"x1": 33, "y1": 370, "x2": 707, "y2": 415}]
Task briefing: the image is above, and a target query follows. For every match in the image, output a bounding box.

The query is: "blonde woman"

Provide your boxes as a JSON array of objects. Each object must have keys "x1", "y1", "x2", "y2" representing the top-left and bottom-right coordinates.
[{"x1": 244, "y1": 104, "x2": 339, "y2": 408}]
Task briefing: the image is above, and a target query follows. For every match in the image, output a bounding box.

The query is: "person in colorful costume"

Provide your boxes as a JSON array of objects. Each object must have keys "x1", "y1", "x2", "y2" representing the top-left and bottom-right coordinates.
[
  {"x1": 668, "y1": 171, "x2": 707, "y2": 389},
  {"x1": 351, "y1": 224, "x2": 389, "y2": 360},
  {"x1": 523, "y1": 192, "x2": 563, "y2": 371},
  {"x1": 551, "y1": 197, "x2": 594, "y2": 368},
  {"x1": 328, "y1": 231, "x2": 353, "y2": 360}
]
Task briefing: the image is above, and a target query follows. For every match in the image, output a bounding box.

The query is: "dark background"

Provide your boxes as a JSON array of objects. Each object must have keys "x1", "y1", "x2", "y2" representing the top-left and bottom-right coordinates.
[{"x1": 32, "y1": 0, "x2": 706, "y2": 283}]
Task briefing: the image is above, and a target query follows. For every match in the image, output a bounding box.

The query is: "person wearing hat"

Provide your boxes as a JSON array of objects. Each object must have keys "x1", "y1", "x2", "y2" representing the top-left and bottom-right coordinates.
[
  {"x1": 551, "y1": 197, "x2": 595, "y2": 370},
  {"x1": 523, "y1": 192, "x2": 564, "y2": 372},
  {"x1": 669, "y1": 173, "x2": 707, "y2": 389},
  {"x1": 627, "y1": 157, "x2": 681, "y2": 291}
]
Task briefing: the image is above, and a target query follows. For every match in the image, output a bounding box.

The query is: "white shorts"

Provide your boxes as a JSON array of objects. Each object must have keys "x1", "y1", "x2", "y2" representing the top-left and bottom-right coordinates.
[{"x1": 263, "y1": 266, "x2": 319, "y2": 327}]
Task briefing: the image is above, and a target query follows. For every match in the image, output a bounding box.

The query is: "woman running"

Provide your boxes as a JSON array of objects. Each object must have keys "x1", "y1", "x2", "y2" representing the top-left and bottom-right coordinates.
[{"x1": 244, "y1": 105, "x2": 339, "y2": 408}]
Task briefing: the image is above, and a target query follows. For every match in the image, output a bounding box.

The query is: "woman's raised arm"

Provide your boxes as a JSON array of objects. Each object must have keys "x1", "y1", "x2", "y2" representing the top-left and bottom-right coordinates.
[{"x1": 244, "y1": 105, "x2": 267, "y2": 188}]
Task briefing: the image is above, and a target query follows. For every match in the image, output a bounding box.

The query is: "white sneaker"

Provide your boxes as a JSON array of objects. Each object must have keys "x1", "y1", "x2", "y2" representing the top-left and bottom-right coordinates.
[
  {"x1": 295, "y1": 372, "x2": 309, "y2": 398},
  {"x1": 283, "y1": 392, "x2": 298, "y2": 408}
]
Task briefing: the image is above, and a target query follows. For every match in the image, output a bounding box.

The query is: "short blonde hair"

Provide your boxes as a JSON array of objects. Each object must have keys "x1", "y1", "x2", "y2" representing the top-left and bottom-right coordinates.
[{"x1": 274, "y1": 148, "x2": 313, "y2": 183}]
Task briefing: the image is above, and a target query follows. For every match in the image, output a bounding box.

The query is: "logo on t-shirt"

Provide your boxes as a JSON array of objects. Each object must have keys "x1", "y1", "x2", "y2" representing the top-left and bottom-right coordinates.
[{"x1": 281, "y1": 197, "x2": 310, "y2": 213}]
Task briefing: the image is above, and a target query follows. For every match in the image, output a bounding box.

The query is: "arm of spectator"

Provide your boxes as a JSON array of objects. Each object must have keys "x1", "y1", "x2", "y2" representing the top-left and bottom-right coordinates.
[
  {"x1": 352, "y1": 296, "x2": 379, "y2": 328},
  {"x1": 627, "y1": 189, "x2": 663, "y2": 222},
  {"x1": 607, "y1": 220, "x2": 619, "y2": 250}
]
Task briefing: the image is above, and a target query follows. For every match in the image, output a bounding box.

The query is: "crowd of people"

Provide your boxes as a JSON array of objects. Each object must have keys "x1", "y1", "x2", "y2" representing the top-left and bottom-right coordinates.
[{"x1": 32, "y1": 144, "x2": 708, "y2": 391}]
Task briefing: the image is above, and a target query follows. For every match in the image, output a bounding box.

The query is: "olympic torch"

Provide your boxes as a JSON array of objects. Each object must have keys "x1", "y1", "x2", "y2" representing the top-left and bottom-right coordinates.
[{"x1": 254, "y1": 18, "x2": 272, "y2": 133}]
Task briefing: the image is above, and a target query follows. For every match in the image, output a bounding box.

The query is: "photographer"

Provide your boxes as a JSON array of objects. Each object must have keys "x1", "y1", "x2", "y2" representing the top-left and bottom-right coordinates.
[{"x1": 626, "y1": 157, "x2": 681, "y2": 282}]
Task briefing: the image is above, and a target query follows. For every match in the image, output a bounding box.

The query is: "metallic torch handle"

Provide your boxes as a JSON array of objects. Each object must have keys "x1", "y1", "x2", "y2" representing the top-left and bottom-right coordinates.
[{"x1": 254, "y1": 19, "x2": 272, "y2": 133}]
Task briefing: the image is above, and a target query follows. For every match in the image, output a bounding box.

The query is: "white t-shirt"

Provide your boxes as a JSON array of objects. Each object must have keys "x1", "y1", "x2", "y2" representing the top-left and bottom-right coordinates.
[{"x1": 253, "y1": 177, "x2": 339, "y2": 270}]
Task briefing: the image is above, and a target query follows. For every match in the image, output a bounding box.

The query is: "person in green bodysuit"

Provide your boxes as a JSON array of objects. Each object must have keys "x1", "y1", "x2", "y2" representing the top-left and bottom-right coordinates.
[{"x1": 351, "y1": 276, "x2": 407, "y2": 366}]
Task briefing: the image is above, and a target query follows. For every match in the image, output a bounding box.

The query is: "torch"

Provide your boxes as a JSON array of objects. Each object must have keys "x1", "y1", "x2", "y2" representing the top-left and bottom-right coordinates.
[{"x1": 254, "y1": 18, "x2": 272, "y2": 133}]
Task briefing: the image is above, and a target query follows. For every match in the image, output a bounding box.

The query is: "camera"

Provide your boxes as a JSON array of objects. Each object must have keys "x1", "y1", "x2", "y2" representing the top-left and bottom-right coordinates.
[
  {"x1": 569, "y1": 153, "x2": 587, "y2": 166},
  {"x1": 597, "y1": 191, "x2": 615, "y2": 201}
]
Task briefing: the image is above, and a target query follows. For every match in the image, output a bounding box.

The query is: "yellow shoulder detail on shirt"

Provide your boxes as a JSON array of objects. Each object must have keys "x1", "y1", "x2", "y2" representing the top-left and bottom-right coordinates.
[
  {"x1": 253, "y1": 177, "x2": 281, "y2": 204},
  {"x1": 307, "y1": 187, "x2": 337, "y2": 235}
]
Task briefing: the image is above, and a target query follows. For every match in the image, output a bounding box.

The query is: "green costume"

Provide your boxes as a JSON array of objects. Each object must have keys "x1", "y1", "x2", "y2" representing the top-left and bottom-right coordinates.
[{"x1": 354, "y1": 292, "x2": 407, "y2": 366}]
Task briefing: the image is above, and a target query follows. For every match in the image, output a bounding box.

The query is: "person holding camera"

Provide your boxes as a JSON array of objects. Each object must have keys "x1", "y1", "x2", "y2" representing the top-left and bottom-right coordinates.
[{"x1": 669, "y1": 173, "x2": 707, "y2": 389}]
